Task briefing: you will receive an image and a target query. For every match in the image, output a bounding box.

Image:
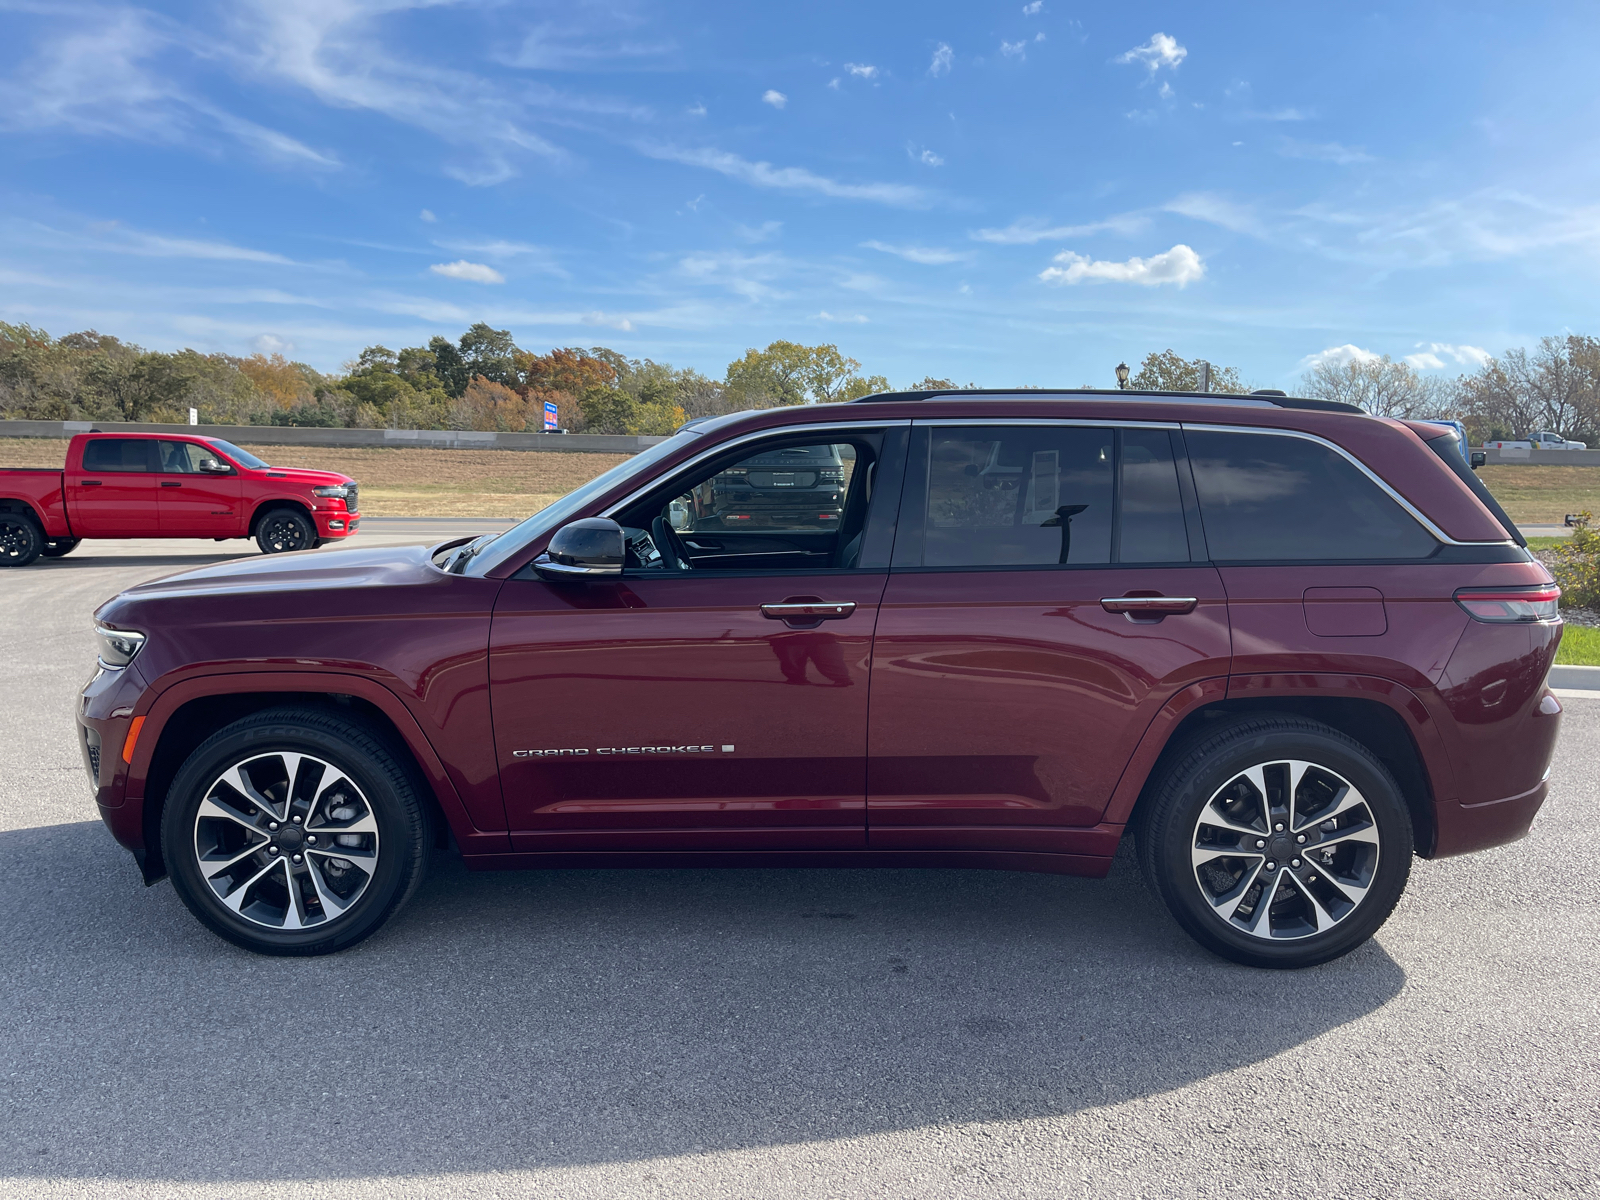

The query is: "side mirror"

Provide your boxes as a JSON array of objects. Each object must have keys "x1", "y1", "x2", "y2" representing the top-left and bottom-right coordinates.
[
  {"x1": 198, "y1": 457, "x2": 229, "y2": 474},
  {"x1": 533, "y1": 517, "x2": 625, "y2": 582},
  {"x1": 1470, "y1": 451, "x2": 1487, "y2": 470}
]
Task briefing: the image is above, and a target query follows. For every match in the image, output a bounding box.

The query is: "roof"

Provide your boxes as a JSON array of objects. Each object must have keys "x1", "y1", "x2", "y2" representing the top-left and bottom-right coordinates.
[{"x1": 849, "y1": 387, "x2": 1363, "y2": 415}]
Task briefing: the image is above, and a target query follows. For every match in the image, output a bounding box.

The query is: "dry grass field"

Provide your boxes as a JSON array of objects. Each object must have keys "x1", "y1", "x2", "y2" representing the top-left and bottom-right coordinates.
[
  {"x1": 6, "y1": 434, "x2": 1600, "y2": 523},
  {"x1": 0, "y1": 438, "x2": 625, "y2": 519}
]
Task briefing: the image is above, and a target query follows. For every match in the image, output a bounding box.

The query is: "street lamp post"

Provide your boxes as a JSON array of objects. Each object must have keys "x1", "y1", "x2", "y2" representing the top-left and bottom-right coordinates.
[{"x1": 1115, "y1": 362, "x2": 1130, "y2": 390}]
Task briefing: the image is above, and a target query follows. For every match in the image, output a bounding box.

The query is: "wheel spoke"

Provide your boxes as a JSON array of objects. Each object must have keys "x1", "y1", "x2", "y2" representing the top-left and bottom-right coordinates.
[
  {"x1": 197, "y1": 795, "x2": 265, "y2": 837},
  {"x1": 220, "y1": 765, "x2": 281, "y2": 823},
  {"x1": 199, "y1": 842, "x2": 264, "y2": 881},
  {"x1": 219, "y1": 856, "x2": 284, "y2": 911},
  {"x1": 1288, "y1": 864, "x2": 1339, "y2": 932},
  {"x1": 1313, "y1": 824, "x2": 1379, "y2": 852},
  {"x1": 1215, "y1": 859, "x2": 1268, "y2": 921},
  {"x1": 305, "y1": 855, "x2": 357, "y2": 915},
  {"x1": 1294, "y1": 782, "x2": 1368, "y2": 833},
  {"x1": 1192, "y1": 844, "x2": 1264, "y2": 870},
  {"x1": 1285, "y1": 760, "x2": 1311, "y2": 828}
]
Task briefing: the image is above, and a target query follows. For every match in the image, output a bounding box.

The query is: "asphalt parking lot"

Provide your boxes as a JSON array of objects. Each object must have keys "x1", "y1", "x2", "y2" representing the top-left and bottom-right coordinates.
[{"x1": 2, "y1": 529, "x2": 1597, "y2": 1200}]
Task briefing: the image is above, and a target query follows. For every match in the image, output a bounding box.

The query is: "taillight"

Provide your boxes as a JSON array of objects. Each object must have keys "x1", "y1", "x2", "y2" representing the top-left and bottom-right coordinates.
[{"x1": 1454, "y1": 585, "x2": 1560, "y2": 623}]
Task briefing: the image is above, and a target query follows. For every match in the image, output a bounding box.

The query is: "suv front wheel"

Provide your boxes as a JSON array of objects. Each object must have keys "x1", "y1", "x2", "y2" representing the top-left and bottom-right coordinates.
[
  {"x1": 1138, "y1": 717, "x2": 1413, "y2": 969},
  {"x1": 162, "y1": 707, "x2": 430, "y2": 955}
]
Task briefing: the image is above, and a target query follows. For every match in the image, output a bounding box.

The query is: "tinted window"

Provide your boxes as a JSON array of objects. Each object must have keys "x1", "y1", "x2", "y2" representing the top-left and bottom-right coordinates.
[
  {"x1": 205, "y1": 439, "x2": 268, "y2": 470},
  {"x1": 81, "y1": 439, "x2": 151, "y2": 473},
  {"x1": 1120, "y1": 429, "x2": 1189, "y2": 563},
  {"x1": 922, "y1": 427, "x2": 1114, "y2": 566},
  {"x1": 1187, "y1": 430, "x2": 1438, "y2": 561}
]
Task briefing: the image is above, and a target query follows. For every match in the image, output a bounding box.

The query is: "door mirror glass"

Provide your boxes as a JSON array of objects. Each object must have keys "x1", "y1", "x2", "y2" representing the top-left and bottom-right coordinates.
[
  {"x1": 1469, "y1": 451, "x2": 1487, "y2": 470},
  {"x1": 667, "y1": 497, "x2": 692, "y2": 530},
  {"x1": 533, "y1": 518, "x2": 625, "y2": 581},
  {"x1": 198, "y1": 457, "x2": 229, "y2": 474}
]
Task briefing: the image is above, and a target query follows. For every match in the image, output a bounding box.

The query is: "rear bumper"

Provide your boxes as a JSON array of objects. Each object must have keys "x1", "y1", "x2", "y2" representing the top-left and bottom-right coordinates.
[
  {"x1": 1433, "y1": 774, "x2": 1550, "y2": 858},
  {"x1": 313, "y1": 510, "x2": 360, "y2": 539}
]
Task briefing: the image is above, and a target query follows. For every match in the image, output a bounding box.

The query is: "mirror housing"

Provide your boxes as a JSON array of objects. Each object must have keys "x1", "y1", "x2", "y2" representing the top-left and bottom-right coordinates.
[
  {"x1": 1469, "y1": 450, "x2": 1487, "y2": 470},
  {"x1": 198, "y1": 457, "x2": 230, "y2": 474},
  {"x1": 533, "y1": 517, "x2": 625, "y2": 582}
]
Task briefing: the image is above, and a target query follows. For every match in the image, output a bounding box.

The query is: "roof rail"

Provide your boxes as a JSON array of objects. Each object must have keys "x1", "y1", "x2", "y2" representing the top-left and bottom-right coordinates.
[{"x1": 849, "y1": 387, "x2": 1363, "y2": 415}]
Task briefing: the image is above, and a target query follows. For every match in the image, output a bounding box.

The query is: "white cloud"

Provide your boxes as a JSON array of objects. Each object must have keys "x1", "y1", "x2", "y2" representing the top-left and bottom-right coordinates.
[
  {"x1": 912, "y1": 146, "x2": 944, "y2": 166},
  {"x1": 1279, "y1": 138, "x2": 1372, "y2": 165},
  {"x1": 844, "y1": 63, "x2": 878, "y2": 79},
  {"x1": 419, "y1": 208, "x2": 436, "y2": 223},
  {"x1": 735, "y1": 221, "x2": 783, "y2": 242},
  {"x1": 1243, "y1": 107, "x2": 1310, "y2": 121},
  {"x1": 687, "y1": 101, "x2": 707, "y2": 116},
  {"x1": 252, "y1": 333, "x2": 294, "y2": 355},
  {"x1": 971, "y1": 214, "x2": 1148, "y2": 243},
  {"x1": 1300, "y1": 344, "x2": 1380, "y2": 370},
  {"x1": 434, "y1": 239, "x2": 567, "y2": 277},
  {"x1": 1023, "y1": 1, "x2": 1043, "y2": 12},
  {"x1": 1035, "y1": 31, "x2": 1047, "y2": 42},
  {"x1": 762, "y1": 89, "x2": 788, "y2": 109},
  {"x1": 818, "y1": 311, "x2": 868, "y2": 323},
  {"x1": 1039, "y1": 244, "x2": 1204, "y2": 287},
  {"x1": 678, "y1": 251, "x2": 787, "y2": 300},
  {"x1": 862, "y1": 240, "x2": 968, "y2": 265},
  {"x1": 429, "y1": 260, "x2": 505, "y2": 284},
  {"x1": 1158, "y1": 81, "x2": 1173, "y2": 100},
  {"x1": 1164, "y1": 192, "x2": 1264, "y2": 236},
  {"x1": 1407, "y1": 342, "x2": 1491, "y2": 369},
  {"x1": 1001, "y1": 40, "x2": 1027, "y2": 58},
  {"x1": 1116, "y1": 32, "x2": 1187, "y2": 73},
  {"x1": 828, "y1": 78, "x2": 841, "y2": 90},
  {"x1": 639, "y1": 145, "x2": 929, "y2": 207},
  {"x1": 929, "y1": 43, "x2": 953, "y2": 76}
]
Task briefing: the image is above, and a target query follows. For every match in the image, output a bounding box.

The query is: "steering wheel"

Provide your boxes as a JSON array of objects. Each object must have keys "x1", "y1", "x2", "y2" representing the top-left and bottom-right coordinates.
[{"x1": 650, "y1": 515, "x2": 694, "y2": 571}]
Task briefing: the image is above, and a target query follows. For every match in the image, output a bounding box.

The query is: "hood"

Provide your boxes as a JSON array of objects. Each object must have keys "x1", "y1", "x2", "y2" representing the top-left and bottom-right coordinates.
[
  {"x1": 257, "y1": 466, "x2": 355, "y2": 487},
  {"x1": 97, "y1": 543, "x2": 439, "y2": 615}
]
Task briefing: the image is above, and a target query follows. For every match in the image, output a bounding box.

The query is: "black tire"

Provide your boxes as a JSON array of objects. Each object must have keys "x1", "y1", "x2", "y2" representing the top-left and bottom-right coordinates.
[
  {"x1": 161, "y1": 707, "x2": 430, "y2": 956},
  {"x1": 40, "y1": 537, "x2": 81, "y2": 558},
  {"x1": 255, "y1": 507, "x2": 315, "y2": 554},
  {"x1": 1136, "y1": 717, "x2": 1413, "y2": 969},
  {"x1": 0, "y1": 513, "x2": 43, "y2": 567}
]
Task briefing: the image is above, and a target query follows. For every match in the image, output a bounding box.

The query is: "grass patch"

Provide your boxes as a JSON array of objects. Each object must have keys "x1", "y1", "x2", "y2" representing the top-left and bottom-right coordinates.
[
  {"x1": 1556, "y1": 623, "x2": 1600, "y2": 665},
  {"x1": 1525, "y1": 536, "x2": 1570, "y2": 550},
  {"x1": 1476, "y1": 465, "x2": 1600, "y2": 524}
]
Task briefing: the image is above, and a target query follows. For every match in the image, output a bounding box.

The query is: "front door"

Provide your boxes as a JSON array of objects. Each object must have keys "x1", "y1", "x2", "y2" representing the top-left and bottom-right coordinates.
[
  {"x1": 867, "y1": 422, "x2": 1232, "y2": 854},
  {"x1": 490, "y1": 427, "x2": 908, "y2": 853},
  {"x1": 156, "y1": 440, "x2": 243, "y2": 536},
  {"x1": 71, "y1": 438, "x2": 159, "y2": 536}
]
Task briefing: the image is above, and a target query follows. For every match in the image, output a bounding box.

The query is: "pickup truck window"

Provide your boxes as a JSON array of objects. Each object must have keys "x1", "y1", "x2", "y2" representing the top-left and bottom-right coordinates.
[
  {"x1": 204, "y1": 439, "x2": 268, "y2": 470},
  {"x1": 158, "y1": 441, "x2": 221, "y2": 473},
  {"x1": 82, "y1": 439, "x2": 154, "y2": 473}
]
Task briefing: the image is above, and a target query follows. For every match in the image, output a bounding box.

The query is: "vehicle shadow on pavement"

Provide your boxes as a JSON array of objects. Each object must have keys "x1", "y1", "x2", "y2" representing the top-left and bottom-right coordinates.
[
  {"x1": 0, "y1": 821, "x2": 1406, "y2": 1185},
  {"x1": 27, "y1": 552, "x2": 256, "y2": 570}
]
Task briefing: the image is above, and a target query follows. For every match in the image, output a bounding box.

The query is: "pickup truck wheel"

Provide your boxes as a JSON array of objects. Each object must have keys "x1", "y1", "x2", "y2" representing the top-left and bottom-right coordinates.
[
  {"x1": 40, "y1": 537, "x2": 81, "y2": 558},
  {"x1": 0, "y1": 514, "x2": 43, "y2": 567},
  {"x1": 256, "y1": 509, "x2": 314, "y2": 554},
  {"x1": 1137, "y1": 717, "x2": 1413, "y2": 969},
  {"x1": 162, "y1": 707, "x2": 430, "y2": 956}
]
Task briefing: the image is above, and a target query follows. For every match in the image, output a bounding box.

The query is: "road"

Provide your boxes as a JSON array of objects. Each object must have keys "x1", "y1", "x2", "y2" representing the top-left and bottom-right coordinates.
[{"x1": 1, "y1": 535, "x2": 1596, "y2": 1200}]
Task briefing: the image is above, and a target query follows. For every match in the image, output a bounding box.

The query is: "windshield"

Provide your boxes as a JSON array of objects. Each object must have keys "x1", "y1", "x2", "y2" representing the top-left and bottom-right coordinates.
[
  {"x1": 463, "y1": 431, "x2": 701, "y2": 576},
  {"x1": 206, "y1": 439, "x2": 269, "y2": 470}
]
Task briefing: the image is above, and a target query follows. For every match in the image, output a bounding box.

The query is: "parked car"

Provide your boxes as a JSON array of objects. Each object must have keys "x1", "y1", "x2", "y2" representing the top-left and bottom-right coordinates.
[
  {"x1": 79, "y1": 390, "x2": 1558, "y2": 968},
  {"x1": 1484, "y1": 431, "x2": 1589, "y2": 451},
  {"x1": 0, "y1": 432, "x2": 360, "y2": 566},
  {"x1": 683, "y1": 442, "x2": 849, "y2": 531}
]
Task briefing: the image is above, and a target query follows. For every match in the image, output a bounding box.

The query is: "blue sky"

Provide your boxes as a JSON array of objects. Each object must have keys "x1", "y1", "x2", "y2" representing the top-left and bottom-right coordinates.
[{"x1": 3, "y1": 1, "x2": 1599, "y2": 389}]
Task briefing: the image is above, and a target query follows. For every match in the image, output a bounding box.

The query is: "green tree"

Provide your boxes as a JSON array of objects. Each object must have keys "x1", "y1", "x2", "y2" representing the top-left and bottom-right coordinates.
[
  {"x1": 724, "y1": 341, "x2": 884, "y2": 407},
  {"x1": 458, "y1": 323, "x2": 517, "y2": 387},
  {"x1": 1128, "y1": 349, "x2": 1246, "y2": 394},
  {"x1": 578, "y1": 385, "x2": 639, "y2": 434}
]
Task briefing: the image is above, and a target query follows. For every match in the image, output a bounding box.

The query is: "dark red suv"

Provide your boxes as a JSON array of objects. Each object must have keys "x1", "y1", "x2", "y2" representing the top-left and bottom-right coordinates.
[{"x1": 78, "y1": 390, "x2": 1562, "y2": 967}]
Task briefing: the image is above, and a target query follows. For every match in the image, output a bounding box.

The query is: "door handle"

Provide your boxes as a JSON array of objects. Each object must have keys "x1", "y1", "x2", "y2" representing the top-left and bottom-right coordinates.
[
  {"x1": 160, "y1": 481, "x2": 182, "y2": 488},
  {"x1": 761, "y1": 601, "x2": 857, "y2": 620},
  {"x1": 1100, "y1": 595, "x2": 1198, "y2": 615},
  {"x1": 81, "y1": 480, "x2": 102, "y2": 487}
]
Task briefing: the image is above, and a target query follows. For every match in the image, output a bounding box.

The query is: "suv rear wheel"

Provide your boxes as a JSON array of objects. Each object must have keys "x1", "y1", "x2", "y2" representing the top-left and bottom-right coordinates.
[
  {"x1": 1137, "y1": 717, "x2": 1413, "y2": 969},
  {"x1": 162, "y1": 707, "x2": 430, "y2": 955}
]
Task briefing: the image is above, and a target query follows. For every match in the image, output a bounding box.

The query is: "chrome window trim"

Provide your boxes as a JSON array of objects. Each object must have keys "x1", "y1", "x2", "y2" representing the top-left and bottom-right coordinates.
[
  {"x1": 1183, "y1": 422, "x2": 1514, "y2": 548},
  {"x1": 601, "y1": 419, "x2": 912, "y2": 519},
  {"x1": 912, "y1": 418, "x2": 1180, "y2": 430}
]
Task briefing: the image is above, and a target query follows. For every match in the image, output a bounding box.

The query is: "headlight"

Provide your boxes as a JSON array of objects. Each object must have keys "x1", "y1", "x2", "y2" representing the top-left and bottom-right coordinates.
[
  {"x1": 313, "y1": 485, "x2": 350, "y2": 499},
  {"x1": 95, "y1": 623, "x2": 146, "y2": 669}
]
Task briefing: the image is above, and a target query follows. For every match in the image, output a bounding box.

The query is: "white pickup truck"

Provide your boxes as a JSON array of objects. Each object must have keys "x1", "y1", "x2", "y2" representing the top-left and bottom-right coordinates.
[{"x1": 1484, "y1": 430, "x2": 1589, "y2": 451}]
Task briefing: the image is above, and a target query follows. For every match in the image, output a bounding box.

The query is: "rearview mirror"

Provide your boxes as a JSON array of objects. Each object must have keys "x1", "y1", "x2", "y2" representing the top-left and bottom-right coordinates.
[
  {"x1": 1469, "y1": 451, "x2": 1487, "y2": 470},
  {"x1": 532, "y1": 517, "x2": 625, "y2": 582}
]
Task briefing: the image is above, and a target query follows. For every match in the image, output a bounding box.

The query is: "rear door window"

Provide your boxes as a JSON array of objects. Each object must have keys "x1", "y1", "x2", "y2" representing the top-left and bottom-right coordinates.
[
  {"x1": 81, "y1": 439, "x2": 153, "y2": 473},
  {"x1": 1186, "y1": 429, "x2": 1438, "y2": 561}
]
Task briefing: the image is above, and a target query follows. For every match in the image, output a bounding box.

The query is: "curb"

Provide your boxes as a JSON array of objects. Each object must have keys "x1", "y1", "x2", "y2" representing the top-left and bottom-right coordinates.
[{"x1": 1548, "y1": 664, "x2": 1600, "y2": 694}]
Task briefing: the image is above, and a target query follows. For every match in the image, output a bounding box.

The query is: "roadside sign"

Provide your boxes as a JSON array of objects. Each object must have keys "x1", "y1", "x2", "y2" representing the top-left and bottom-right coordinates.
[
  {"x1": 188, "y1": 407, "x2": 198, "y2": 426},
  {"x1": 543, "y1": 400, "x2": 559, "y2": 431}
]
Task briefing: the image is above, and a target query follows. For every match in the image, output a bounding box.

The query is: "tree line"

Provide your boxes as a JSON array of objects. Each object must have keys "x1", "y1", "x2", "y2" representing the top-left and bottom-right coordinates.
[
  {"x1": 0, "y1": 322, "x2": 889, "y2": 436},
  {"x1": 2, "y1": 319, "x2": 1595, "y2": 442}
]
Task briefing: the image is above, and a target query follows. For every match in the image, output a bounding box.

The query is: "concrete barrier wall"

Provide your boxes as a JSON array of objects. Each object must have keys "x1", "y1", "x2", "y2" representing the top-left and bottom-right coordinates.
[
  {"x1": 0, "y1": 418, "x2": 665, "y2": 455},
  {"x1": 1481, "y1": 446, "x2": 1600, "y2": 466}
]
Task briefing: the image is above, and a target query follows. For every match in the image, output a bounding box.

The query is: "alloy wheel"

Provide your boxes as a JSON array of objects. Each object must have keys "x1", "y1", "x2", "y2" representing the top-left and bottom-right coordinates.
[
  {"x1": 260, "y1": 514, "x2": 309, "y2": 552},
  {"x1": 191, "y1": 752, "x2": 381, "y2": 930},
  {"x1": 1189, "y1": 758, "x2": 1381, "y2": 941}
]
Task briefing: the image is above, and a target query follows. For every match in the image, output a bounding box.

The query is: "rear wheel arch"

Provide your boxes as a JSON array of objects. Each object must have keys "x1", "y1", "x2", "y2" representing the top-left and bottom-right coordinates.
[
  {"x1": 139, "y1": 691, "x2": 452, "y2": 885},
  {"x1": 1127, "y1": 695, "x2": 1437, "y2": 858},
  {"x1": 0, "y1": 497, "x2": 46, "y2": 525}
]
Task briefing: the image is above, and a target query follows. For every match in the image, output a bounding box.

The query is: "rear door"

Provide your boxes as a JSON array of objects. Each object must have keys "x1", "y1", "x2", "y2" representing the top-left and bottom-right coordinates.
[
  {"x1": 490, "y1": 425, "x2": 908, "y2": 853},
  {"x1": 71, "y1": 438, "x2": 159, "y2": 536},
  {"x1": 156, "y1": 440, "x2": 243, "y2": 536},
  {"x1": 866, "y1": 421, "x2": 1232, "y2": 853}
]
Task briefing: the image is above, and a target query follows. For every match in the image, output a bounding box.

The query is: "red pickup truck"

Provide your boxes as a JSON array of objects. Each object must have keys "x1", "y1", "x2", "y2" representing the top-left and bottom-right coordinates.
[{"x1": 0, "y1": 431, "x2": 360, "y2": 566}]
